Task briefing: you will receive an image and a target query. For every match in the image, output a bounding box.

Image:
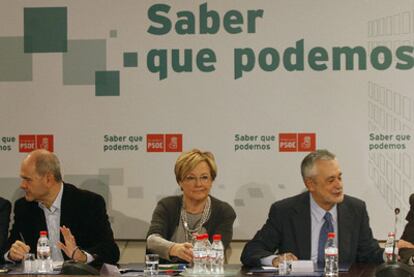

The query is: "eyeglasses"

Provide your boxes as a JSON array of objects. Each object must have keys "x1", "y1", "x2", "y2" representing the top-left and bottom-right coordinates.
[{"x1": 183, "y1": 175, "x2": 211, "y2": 185}]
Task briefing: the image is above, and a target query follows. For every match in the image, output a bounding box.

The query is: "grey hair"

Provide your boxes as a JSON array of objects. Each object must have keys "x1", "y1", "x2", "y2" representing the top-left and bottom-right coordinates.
[
  {"x1": 34, "y1": 151, "x2": 63, "y2": 182},
  {"x1": 300, "y1": 149, "x2": 336, "y2": 181}
]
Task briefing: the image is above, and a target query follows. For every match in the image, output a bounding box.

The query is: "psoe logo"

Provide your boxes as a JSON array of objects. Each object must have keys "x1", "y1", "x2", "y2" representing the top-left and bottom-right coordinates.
[
  {"x1": 298, "y1": 133, "x2": 316, "y2": 152},
  {"x1": 279, "y1": 133, "x2": 297, "y2": 152},
  {"x1": 279, "y1": 133, "x2": 316, "y2": 152},
  {"x1": 19, "y1": 134, "x2": 54, "y2": 153},
  {"x1": 147, "y1": 134, "x2": 182, "y2": 152}
]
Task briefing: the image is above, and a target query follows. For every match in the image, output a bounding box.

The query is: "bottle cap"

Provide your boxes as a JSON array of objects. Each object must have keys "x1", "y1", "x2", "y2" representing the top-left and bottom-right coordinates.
[
  {"x1": 327, "y1": 232, "x2": 335, "y2": 238},
  {"x1": 203, "y1": 233, "x2": 209, "y2": 240},
  {"x1": 388, "y1": 232, "x2": 395, "y2": 237},
  {"x1": 196, "y1": 234, "x2": 204, "y2": 240},
  {"x1": 40, "y1": 230, "x2": 48, "y2": 236},
  {"x1": 213, "y1": 234, "x2": 222, "y2": 241}
]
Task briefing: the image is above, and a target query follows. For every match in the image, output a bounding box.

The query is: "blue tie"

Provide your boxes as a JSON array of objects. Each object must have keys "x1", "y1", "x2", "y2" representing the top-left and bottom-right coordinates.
[{"x1": 317, "y1": 212, "x2": 334, "y2": 265}]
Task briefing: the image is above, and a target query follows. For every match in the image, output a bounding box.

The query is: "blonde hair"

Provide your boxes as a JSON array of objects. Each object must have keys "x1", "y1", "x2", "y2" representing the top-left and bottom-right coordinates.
[{"x1": 174, "y1": 149, "x2": 217, "y2": 183}]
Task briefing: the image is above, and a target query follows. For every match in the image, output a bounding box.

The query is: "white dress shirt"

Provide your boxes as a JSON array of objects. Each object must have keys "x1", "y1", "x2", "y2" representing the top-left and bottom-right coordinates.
[
  {"x1": 38, "y1": 183, "x2": 64, "y2": 261},
  {"x1": 39, "y1": 183, "x2": 95, "y2": 263},
  {"x1": 260, "y1": 194, "x2": 338, "y2": 266}
]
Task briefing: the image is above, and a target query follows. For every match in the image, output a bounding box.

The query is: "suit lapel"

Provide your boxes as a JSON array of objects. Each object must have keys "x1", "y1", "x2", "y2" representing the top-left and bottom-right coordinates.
[
  {"x1": 33, "y1": 203, "x2": 47, "y2": 237},
  {"x1": 337, "y1": 197, "x2": 353, "y2": 263},
  {"x1": 292, "y1": 192, "x2": 311, "y2": 259},
  {"x1": 59, "y1": 183, "x2": 72, "y2": 242},
  {"x1": 22, "y1": 202, "x2": 48, "y2": 251}
]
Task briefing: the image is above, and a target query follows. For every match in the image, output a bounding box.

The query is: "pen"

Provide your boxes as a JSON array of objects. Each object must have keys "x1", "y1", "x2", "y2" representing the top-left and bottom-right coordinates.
[{"x1": 19, "y1": 232, "x2": 26, "y2": 244}]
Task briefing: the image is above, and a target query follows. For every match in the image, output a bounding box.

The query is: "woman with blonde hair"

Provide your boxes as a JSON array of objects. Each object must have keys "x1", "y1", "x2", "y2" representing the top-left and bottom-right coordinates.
[{"x1": 146, "y1": 149, "x2": 236, "y2": 263}]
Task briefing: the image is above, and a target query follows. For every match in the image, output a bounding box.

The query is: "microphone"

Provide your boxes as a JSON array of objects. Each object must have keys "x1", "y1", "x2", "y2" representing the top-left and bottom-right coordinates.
[
  {"x1": 376, "y1": 207, "x2": 414, "y2": 277},
  {"x1": 392, "y1": 208, "x2": 400, "y2": 263}
]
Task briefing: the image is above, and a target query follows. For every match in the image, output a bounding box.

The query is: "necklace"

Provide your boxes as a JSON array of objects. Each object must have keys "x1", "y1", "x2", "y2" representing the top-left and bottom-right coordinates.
[{"x1": 180, "y1": 196, "x2": 211, "y2": 243}]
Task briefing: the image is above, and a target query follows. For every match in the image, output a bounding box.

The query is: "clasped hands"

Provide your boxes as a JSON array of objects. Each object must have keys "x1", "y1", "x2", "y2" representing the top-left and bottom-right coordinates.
[
  {"x1": 169, "y1": 242, "x2": 193, "y2": 263},
  {"x1": 270, "y1": 241, "x2": 414, "y2": 266},
  {"x1": 9, "y1": 226, "x2": 87, "y2": 263},
  {"x1": 272, "y1": 252, "x2": 298, "y2": 267}
]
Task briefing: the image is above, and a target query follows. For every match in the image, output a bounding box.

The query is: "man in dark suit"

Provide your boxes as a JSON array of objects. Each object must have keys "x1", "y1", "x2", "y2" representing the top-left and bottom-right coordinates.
[
  {"x1": 6, "y1": 149, "x2": 119, "y2": 266},
  {"x1": 397, "y1": 194, "x2": 414, "y2": 264},
  {"x1": 241, "y1": 149, "x2": 384, "y2": 267},
  {"x1": 0, "y1": 197, "x2": 11, "y2": 262}
]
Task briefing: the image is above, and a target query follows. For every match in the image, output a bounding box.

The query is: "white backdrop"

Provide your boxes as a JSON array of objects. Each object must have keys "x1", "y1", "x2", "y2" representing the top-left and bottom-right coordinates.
[{"x1": 0, "y1": 0, "x2": 413, "y2": 239}]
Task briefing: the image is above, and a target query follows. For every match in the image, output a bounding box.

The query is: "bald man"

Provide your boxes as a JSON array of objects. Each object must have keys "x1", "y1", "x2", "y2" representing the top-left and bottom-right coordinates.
[{"x1": 6, "y1": 149, "x2": 119, "y2": 266}]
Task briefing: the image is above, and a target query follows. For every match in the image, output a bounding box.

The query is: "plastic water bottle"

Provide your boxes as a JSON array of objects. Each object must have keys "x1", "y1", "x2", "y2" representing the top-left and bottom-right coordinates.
[
  {"x1": 202, "y1": 234, "x2": 211, "y2": 273},
  {"x1": 37, "y1": 230, "x2": 53, "y2": 273},
  {"x1": 384, "y1": 232, "x2": 398, "y2": 263},
  {"x1": 324, "y1": 232, "x2": 338, "y2": 277},
  {"x1": 210, "y1": 234, "x2": 224, "y2": 274},
  {"x1": 192, "y1": 234, "x2": 206, "y2": 273}
]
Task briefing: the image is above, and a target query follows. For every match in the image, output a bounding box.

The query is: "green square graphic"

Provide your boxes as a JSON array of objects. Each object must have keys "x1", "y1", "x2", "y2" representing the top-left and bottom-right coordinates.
[
  {"x1": 63, "y1": 40, "x2": 106, "y2": 85},
  {"x1": 109, "y1": 30, "x2": 117, "y2": 38},
  {"x1": 24, "y1": 7, "x2": 67, "y2": 53},
  {"x1": 95, "y1": 71, "x2": 120, "y2": 96},
  {"x1": 0, "y1": 37, "x2": 32, "y2": 81},
  {"x1": 123, "y1": 52, "x2": 138, "y2": 67}
]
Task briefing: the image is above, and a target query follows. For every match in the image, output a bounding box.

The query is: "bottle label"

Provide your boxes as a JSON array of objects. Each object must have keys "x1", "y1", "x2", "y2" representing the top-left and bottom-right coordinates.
[
  {"x1": 325, "y1": 247, "x2": 338, "y2": 255},
  {"x1": 385, "y1": 246, "x2": 398, "y2": 254}
]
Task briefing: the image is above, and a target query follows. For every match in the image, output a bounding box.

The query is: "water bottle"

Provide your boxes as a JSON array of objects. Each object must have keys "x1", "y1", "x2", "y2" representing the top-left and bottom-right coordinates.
[
  {"x1": 202, "y1": 234, "x2": 211, "y2": 273},
  {"x1": 37, "y1": 230, "x2": 53, "y2": 273},
  {"x1": 324, "y1": 232, "x2": 338, "y2": 277},
  {"x1": 384, "y1": 232, "x2": 398, "y2": 263},
  {"x1": 192, "y1": 234, "x2": 206, "y2": 273},
  {"x1": 210, "y1": 234, "x2": 224, "y2": 274}
]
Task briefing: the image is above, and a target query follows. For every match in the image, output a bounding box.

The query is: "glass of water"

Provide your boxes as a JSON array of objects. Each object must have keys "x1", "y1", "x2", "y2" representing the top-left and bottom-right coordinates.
[
  {"x1": 145, "y1": 254, "x2": 159, "y2": 276},
  {"x1": 278, "y1": 253, "x2": 291, "y2": 275},
  {"x1": 23, "y1": 253, "x2": 36, "y2": 273}
]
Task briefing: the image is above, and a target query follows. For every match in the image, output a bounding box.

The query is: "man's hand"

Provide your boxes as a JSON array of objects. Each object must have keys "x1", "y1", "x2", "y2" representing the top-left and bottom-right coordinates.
[
  {"x1": 57, "y1": 225, "x2": 86, "y2": 263},
  {"x1": 169, "y1": 242, "x2": 193, "y2": 263},
  {"x1": 398, "y1": 239, "x2": 414, "y2": 249},
  {"x1": 8, "y1": 240, "x2": 30, "y2": 262},
  {"x1": 272, "y1": 252, "x2": 298, "y2": 267}
]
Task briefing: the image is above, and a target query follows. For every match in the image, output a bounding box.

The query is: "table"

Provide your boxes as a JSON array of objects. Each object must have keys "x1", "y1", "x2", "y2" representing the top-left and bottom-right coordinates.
[
  {"x1": 240, "y1": 264, "x2": 378, "y2": 277},
  {"x1": 3, "y1": 263, "x2": 380, "y2": 276},
  {"x1": 340, "y1": 264, "x2": 376, "y2": 277}
]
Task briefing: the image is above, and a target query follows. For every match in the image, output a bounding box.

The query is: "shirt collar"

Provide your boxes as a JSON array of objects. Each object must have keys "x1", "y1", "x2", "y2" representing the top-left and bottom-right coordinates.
[
  {"x1": 310, "y1": 193, "x2": 337, "y2": 223},
  {"x1": 39, "y1": 183, "x2": 63, "y2": 213}
]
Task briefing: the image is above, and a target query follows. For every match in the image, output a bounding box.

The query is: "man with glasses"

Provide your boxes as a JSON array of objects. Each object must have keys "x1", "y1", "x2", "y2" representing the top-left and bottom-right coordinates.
[{"x1": 146, "y1": 149, "x2": 236, "y2": 263}]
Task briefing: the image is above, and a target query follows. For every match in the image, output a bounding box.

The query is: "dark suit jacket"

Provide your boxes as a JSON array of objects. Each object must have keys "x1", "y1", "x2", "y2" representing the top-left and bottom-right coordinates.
[
  {"x1": 0, "y1": 197, "x2": 11, "y2": 263},
  {"x1": 399, "y1": 194, "x2": 414, "y2": 263},
  {"x1": 401, "y1": 194, "x2": 414, "y2": 243},
  {"x1": 240, "y1": 192, "x2": 384, "y2": 267},
  {"x1": 7, "y1": 183, "x2": 119, "y2": 265}
]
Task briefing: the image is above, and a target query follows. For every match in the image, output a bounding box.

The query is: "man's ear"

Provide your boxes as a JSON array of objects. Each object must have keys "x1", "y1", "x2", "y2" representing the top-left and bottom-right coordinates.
[
  {"x1": 45, "y1": 172, "x2": 54, "y2": 186},
  {"x1": 304, "y1": 177, "x2": 314, "y2": 192}
]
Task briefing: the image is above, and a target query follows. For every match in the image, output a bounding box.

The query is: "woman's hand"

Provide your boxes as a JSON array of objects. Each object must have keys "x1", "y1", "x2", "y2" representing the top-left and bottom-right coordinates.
[{"x1": 169, "y1": 242, "x2": 193, "y2": 263}]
